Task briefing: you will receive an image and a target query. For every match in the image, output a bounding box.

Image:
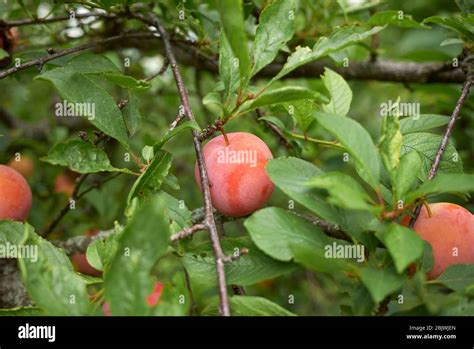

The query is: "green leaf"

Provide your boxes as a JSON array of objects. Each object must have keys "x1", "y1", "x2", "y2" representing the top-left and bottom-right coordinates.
[
  {"x1": 379, "y1": 115, "x2": 402, "y2": 179},
  {"x1": 245, "y1": 207, "x2": 319, "y2": 261},
  {"x1": 182, "y1": 237, "x2": 296, "y2": 286},
  {"x1": 65, "y1": 52, "x2": 119, "y2": 74},
  {"x1": 244, "y1": 86, "x2": 326, "y2": 112},
  {"x1": 440, "y1": 37, "x2": 465, "y2": 46},
  {"x1": 307, "y1": 172, "x2": 374, "y2": 211},
  {"x1": 127, "y1": 150, "x2": 173, "y2": 204},
  {"x1": 153, "y1": 121, "x2": 200, "y2": 151},
  {"x1": 273, "y1": 26, "x2": 385, "y2": 81},
  {"x1": 375, "y1": 224, "x2": 424, "y2": 273},
  {"x1": 0, "y1": 220, "x2": 27, "y2": 245},
  {"x1": 141, "y1": 146, "x2": 154, "y2": 163},
  {"x1": 245, "y1": 207, "x2": 356, "y2": 272},
  {"x1": 36, "y1": 69, "x2": 129, "y2": 147},
  {"x1": 436, "y1": 264, "x2": 474, "y2": 292},
  {"x1": 405, "y1": 173, "x2": 474, "y2": 204},
  {"x1": 85, "y1": 233, "x2": 120, "y2": 272},
  {"x1": 321, "y1": 68, "x2": 352, "y2": 116},
  {"x1": 401, "y1": 133, "x2": 463, "y2": 178},
  {"x1": 16, "y1": 224, "x2": 92, "y2": 315},
  {"x1": 266, "y1": 157, "x2": 341, "y2": 224},
  {"x1": 424, "y1": 16, "x2": 474, "y2": 42},
  {"x1": 394, "y1": 152, "x2": 422, "y2": 201},
  {"x1": 121, "y1": 91, "x2": 142, "y2": 137},
  {"x1": 420, "y1": 242, "x2": 434, "y2": 273},
  {"x1": 314, "y1": 112, "x2": 380, "y2": 188},
  {"x1": 291, "y1": 240, "x2": 359, "y2": 274},
  {"x1": 258, "y1": 115, "x2": 286, "y2": 130},
  {"x1": 104, "y1": 196, "x2": 170, "y2": 316},
  {"x1": 360, "y1": 266, "x2": 405, "y2": 304},
  {"x1": 155, "y1": 191, "x2": 192, "y2": 230},
  {"x1": 252, "y1": 0, "x2": 296, "y2": 76},
  {"x1": 400, "y1": 114, "x2": 450, "y2": 134},
  {"x1": 351, "y1": 284, "x2": 376, "y2": 315},
  {"x1": 203, "y1": 296, "x2": 296, "y2": 316},
  {"x1": 0, "y1": 48, "x2": 9, "y2": 60},
  {"x1": 42, "y1": 140, "x2": 125, "y2": 174},
  {"x1": 102, "y1": 72, "x2": 151, "y2": 90},
  {"x1": 151, "y1": 277, "x2": 188, "y2": 316},
  {"x1": 284, "y1": 99, "x2": 315, "y2": 132},
  {"x1": 219, "y1": 30, "x2": 240, "y2": 101},
  {"x1": 368, "y1": 10, "x2": 429, "y2": 29},
  {"x1": 216, "y1": 0, "x2": 251, "y2": 85}
]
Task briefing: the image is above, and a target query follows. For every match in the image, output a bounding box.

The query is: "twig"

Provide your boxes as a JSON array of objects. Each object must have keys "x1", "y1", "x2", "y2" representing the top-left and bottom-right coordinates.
[
  {"x1": 0, "y1": 11, "x2": 116, "y2": 29},
  {"x1": 290, "y1": 211, "x2": 350, "y2": 241},
  {"x1": 76, "y1": 172, "x2": 122, "y2": 200},
  {"x1": 255, "y1": 108, "x2": 293, "y2": 153},
  {"x1": 42, "y1": 174, "x2": 89, "y2": 237},
  {"x1": 183, "y1": 268, "x2": 197, "y2": 316},
  {"x1": 0, "y1": 32, "x2": 155, "y2": 79},
  {"x1": 132, "y1": 11, "x2": 231, "y2": 316},
  {"x1": 51, "y1": 229, "x2": 115, "y2": 255},
  {"x1": 170, "y1": 223, "x2": 206, "y2": 242},
  {"x1": 168, "y1": 113, "x2": 186, "y2": 132},
  {"x1": 145, "y1": 57, "x2": 169, "y2": 81},
  {"x1": 197, "y1": 119, "x2": 226, "y2": 142},
  {"x1": 409, "y1": 75, "x2": 473, "y2": 227}
]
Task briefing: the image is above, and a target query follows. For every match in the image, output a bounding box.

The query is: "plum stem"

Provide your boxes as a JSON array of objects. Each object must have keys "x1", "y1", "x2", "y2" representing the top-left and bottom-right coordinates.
[
  {"x1": 220, "y1": 127, "x2": 230, "y2": 146},
  {"x1": 409, "y1": 75, "x2": 473, "y2": 228}
]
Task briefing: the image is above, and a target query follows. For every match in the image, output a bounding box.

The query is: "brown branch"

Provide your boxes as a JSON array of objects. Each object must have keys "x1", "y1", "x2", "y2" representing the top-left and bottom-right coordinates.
[
  {"x1": 409, "y1": 75, "x2": 473, "y2": 228},
  {"x1": 197, "y1": 119, "x2": 226, "y2": 142},
  {"x1": 0, "y1": 32, "x2": 155, "y2": 80},
  {"x1": 42, "y1": 174, "x2": 89, "y2": 237},
  {"x1": 255, "y1": 108, "x2": 294, "y2": 153},
  {"x1": 132, "y1": 11, "x2": 231, "y2": 316},
  {"x1": 0, "y1": 11, "x2": 116, "y2": 29},
  {"x1": 51, "y1": 229, "x2": 115, "y2": 255},
  {"x1": 170, "y1": 223, "x2": 206, "y2": 242},
  {"x1": 145, "y1": 57, "x2": 169, "y2": 81},
  {"x1": 290, "y1": 211, "x2": 350, "y2": 241},
  {"x1": 150, "y1": 37, "x2": 467, "y2": 83}
]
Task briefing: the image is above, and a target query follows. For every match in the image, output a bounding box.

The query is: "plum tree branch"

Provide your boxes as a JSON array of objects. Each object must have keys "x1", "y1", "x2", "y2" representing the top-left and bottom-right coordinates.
[
  {"x1": 255, "y1": 108, "x2": 294, "y2": 153},
  {"x1": 51, "y1": 229, "x2": 115, "y2": 255},
  {"x1": 132, "y1": 11, "x2": 231, "y2": 316},
  {"x1": 409, "y1": 74, "x2": 473, "y2": 228},
  {"x1": 0, "y1": 11, "x2": 116, "y2": 28},
  {"x1": 0, "y1": 32, "x2": 155, "y2": 80},
  {"x1": 170, "y1": 224, "x2": 206, "y2": 242}
]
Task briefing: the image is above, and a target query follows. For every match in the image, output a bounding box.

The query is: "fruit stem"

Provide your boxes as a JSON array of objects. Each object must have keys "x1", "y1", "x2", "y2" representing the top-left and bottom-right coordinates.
[{"x1": 220, "y1": 127, "x2": 230, "y2": 146}]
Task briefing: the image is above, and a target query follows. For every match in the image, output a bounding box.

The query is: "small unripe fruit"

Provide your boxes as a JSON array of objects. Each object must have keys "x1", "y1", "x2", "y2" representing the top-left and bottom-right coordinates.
[
  {"x1": 0, "y1": 165, "x2": 32, "y2": 221},
  {"x1": 195, "y1": 132, "x2": 274, "y2": 217},
  {"x1": 71, "y1": 253, "x2": 102, "y2": 277},
  {"x1": 409, "y1": 203, "x2": 474, "y2": 279},
  {"x1": 71, "y1": 229, "x2": 102, "y2": 277}
]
